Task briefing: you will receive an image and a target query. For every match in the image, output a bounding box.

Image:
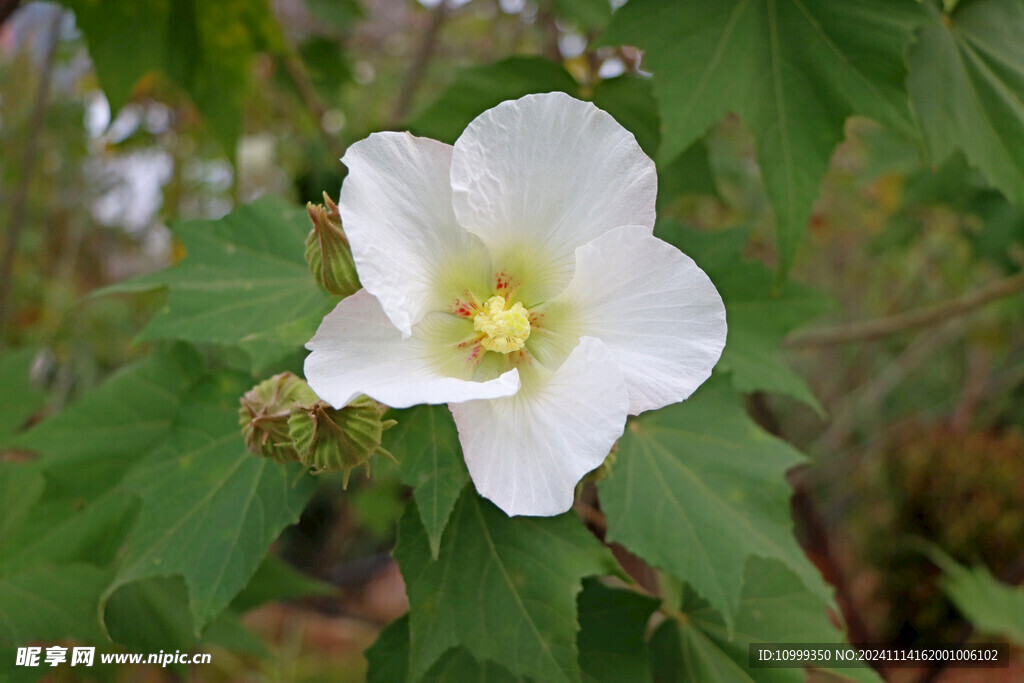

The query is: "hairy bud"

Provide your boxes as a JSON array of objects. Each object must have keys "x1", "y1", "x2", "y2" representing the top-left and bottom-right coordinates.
[
  {"x1": 288, "y1": 396, "x2": 397, "y2": 486},
  {"x1": 305, "y1": 192, "x2": 360, "y2": 297},
  {"x1": 239, "y1": 372, "x2": 319, "y2": 462}
]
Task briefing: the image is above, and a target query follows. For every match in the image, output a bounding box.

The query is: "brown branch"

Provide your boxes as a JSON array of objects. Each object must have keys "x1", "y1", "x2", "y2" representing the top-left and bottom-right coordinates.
[
  {"x1": 785, "y1": 270, "x2": 1024, "y2": 348},
  {"x1": 0, "y1": 0, "x2": 20, "y2": 28},
  {"x1": 390, "y1": 0, "x2": 449, "y2": 126},
  {"x1": 279, "y1": 48, "x2": 347, "y2": 161},
  {"x1": 0, "y1": 7, "x2": 63, "y2": 334}
]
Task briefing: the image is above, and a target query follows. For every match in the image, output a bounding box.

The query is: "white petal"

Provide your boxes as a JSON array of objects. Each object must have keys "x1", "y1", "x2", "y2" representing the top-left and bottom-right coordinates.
[
  {"x1": 339, "y1": 132, "x2": 491, "y2": 335},
  {"x1": 551, "y1": 225, "x2": 726, "y2": 415},
  {"x1": 450, "y1": 336, "x2": 629, "y2": 517},
  {"x1": 304, "y1": 290, "x2": 520, "y2": 409},
  {"x1": 450, "y1": 92, "x2": 657, "y2": 301}
]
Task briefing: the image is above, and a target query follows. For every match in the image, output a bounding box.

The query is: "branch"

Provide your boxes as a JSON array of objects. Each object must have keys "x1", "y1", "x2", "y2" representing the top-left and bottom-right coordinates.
[
  {"x1": 785, "y1": 270, "x2": 1024, "y2": 348},
  {"x1": 0, "y1": 7, "x2": 63, "y2": 333},
  {"x1": 389, "y1": 0, "x2": 448, "y2": 126},
  {"x1": 279, "y1": 47, "x2": 347, "y2": 161}
]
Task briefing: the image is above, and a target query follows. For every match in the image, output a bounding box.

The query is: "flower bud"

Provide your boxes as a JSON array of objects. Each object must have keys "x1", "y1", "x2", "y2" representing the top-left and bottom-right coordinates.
[
  {"x1": 306, "y1": 192, "x2": 360, "y2": 297},
  {"x1": 239, "y1": 372, "x2": 318, "y2": 462},
  {"x1": 288, "y1": 396, "x2": 397, "y2": 486}
]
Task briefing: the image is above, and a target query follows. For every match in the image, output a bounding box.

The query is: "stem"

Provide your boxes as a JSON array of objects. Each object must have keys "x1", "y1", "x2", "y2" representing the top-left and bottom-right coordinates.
[
  {"x1": 0, "y1": 7, "x2": 63, "y2": 335},
  {"x1": 785, "y1": 270, "x2": 1024, "y2": 348},
  {"x1": 390, "y1": 0, "x2": 449, "y2": 126}
]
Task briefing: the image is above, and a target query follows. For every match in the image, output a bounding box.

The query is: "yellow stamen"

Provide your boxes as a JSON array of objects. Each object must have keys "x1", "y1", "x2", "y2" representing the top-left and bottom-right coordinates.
[{"x1": 473, "y1": 295, "x2": 531, "y2": 354}]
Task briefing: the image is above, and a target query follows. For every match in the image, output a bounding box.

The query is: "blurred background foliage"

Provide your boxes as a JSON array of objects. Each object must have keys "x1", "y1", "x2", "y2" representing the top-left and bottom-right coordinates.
[{"x1": 1, "y1": 0, "x2": 1023, "y2": 680}]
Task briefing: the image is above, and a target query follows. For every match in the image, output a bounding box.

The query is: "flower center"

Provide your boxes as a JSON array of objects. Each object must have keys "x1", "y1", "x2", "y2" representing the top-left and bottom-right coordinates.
[{"x1": 473, "y1": 295, "x2": 531, "y2": 354}]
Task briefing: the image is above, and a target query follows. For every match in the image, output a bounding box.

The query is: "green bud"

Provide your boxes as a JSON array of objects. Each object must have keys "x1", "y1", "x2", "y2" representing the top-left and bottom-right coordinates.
[
  {"x1": 305, "y1": 192, "x2": 360, "y2": 297},
  {"x1": 288, "y1": 396, "x2": 397, "y2": 486},
  {"x1": 239, "y1": 372, "x2": 318, "y2": 462}
]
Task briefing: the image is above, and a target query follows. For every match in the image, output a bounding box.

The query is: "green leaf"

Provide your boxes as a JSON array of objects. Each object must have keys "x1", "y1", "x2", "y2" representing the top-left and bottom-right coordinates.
[
  {"x1": 590, "y1": 76, "x2": 718, "y2": 205},
  {"x1": 659, "y1": 223, "x2": 829, "y2": 409},
  {"x1": 386, "y1": 405, "x2": 468, "y2": 558},
  {"x1": 552, "y1": 0, "x2": 611, "y2": 31},
  {"x1": 13, "y1": 344, "x2": 205, "y2": 498},
  {"x1": 59, "y1": 0, "x2": 281, "y2": 154},
  {"x1": 929, "y1": 548, "x2": 1024, "y2": 644},
  {"x1": 103, "y1": 372, "x2": 318, "y2": 632},
  {"x1": 366, "y1": 615, "x2": 532, "y2": 683},
  {"x1": 577, "y1": 580, "x2": 659, "y2": 683},
  {"x1": 229, "y1": 555, "x2": 336, "y2": 614},
  {"x1": 604, "y1": 0, "x2": 924, "y2": 275},
  {"x1": 0, "y1": 564, "x2": 110, "y2": 646},
  {"x1": 99, "y1": 197, "x2": 333, "y2": 374},
  {"x1": 598, "y1": 377, "x2": 830, "y2": 633},
  {"x1": 407, "y1": 57, "x2": 579, "y2": 143},
  {"x1": 0, "y1": 349, "x2": 45, "y2": 446},
  {"x1": 908, "y1": 0, "x2": 1024, "y2": 208},
  {"x1": 394, "y1": 491, "x2": 619, "y2": 683},
  {"x1": 650, "y1": 558, "x2": 880, "y2": 683}
]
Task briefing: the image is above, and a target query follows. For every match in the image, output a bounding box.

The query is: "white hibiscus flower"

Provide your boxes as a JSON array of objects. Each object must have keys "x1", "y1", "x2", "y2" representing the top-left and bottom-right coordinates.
[{"x1": 304, "y1": 92, "x2": 727, "y2": 517}]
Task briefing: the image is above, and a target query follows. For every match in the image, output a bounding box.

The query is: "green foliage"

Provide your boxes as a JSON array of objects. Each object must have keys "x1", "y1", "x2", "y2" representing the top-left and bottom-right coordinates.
[
  {"x1": 599, "y1": 377, "x2": 830, "y2": 633},
  {"x1": 58, "y1": 0, "x2": 282, "y2": 154},
  {"x1": 604, "y1": 0, "x2": 925, "y2": 275},
  {"x1": 577, "y1": 580, "x2": 659, "y2": 683},
  {"x1": 660, "y1": 223, "x2": 829, "y2": 409},
  {"x1": 650, "y1": 558, "x2": 881, "y2": 683},
  {"x1": 929, "y1": 548, "x2": 1024, "y2": 644},
  {"x1": 407, "y1": 57, "x2": 579, "y2": 143},
  {"x1": 100, "y1": 196, "x2": 334, "y2": 374},
  {"x1": 909, "y1": 0, "x2": 1024, "y2": 208},
  {"x1": 0, "y1": 348, "x2": 44, "y2": 445},
  {"x1": 2, "y1": 345, "x2": 317, "y2": 653},
  {"x1": 392, "y1": 492, "x2": 619, "y2": 682},
  {"x1": 385, "y1": 405, "x2": 468, "y2": 558}
]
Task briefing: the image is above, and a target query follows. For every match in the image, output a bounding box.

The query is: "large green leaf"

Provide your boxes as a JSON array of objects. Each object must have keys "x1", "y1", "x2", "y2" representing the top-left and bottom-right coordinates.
[
  {"x1": 0, "y1": 564, "x2": 110, "y2": 646},
  {"x1": 577, "y1": 580, "x2": 659, "y2": 683},
  {"x1": 59, "y1": 0, "x2": 281, "y2": 154},
  {"x1": 659, "y1": 223, "x2": 829, "y2": 409},
  {"x1": 386, "y1": 405, "x2": 468, "y2": 558},
  {"x1": 366, "y1": 615, "x2": 532, "y2": 683},
  {"x1": 14, "y1": 344, "x2": 205, "y2": 498},
  {"x1": 393, "y1": 491, "x2": 619, "y2": 683},
  {"x1": 100, "y1": 196, "x2": 333, "y2": 374},
  {"x1": 909, "y1": 0, "x2": 1024, "y2": 208},
  {"x1": 930, "y1": 548, "x2": 1024, "y2": 644},
  {"x1": 598, "y1": 377, "x2": 830, "y2": 632},
  {"x1": 0, "y1": 349, "x2": 45, "y2": 446},
  {"x1": 650, "y1": 558, "x2": 880, "y2": 683},
  {"x1": 604, "y1": 0, "x2": 924, "y2": 274},
  {"x1": 407, "y1": 57, "x2": 579, "y2": 143},
  {"x1": 103, "y1": 372, "x2": 317, "y2": 631}
]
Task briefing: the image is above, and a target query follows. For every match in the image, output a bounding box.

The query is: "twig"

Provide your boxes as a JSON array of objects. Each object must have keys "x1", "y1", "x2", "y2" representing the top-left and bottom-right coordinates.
[
  {"x1": 0, "y1": 7, "x2": 63, "y2": 334},
  {"x1": 279, "y1": 48, "x2": 347, "y2": 161},
  {"x1": 785, "y1": 270, "x2": 1024, "y2": 348},
  {"x1": 0, "y1": 0, "x2": 20, "y2": 28},
  {"x1": 390, "y1": 0, "x2": 449, "y2": 126}
]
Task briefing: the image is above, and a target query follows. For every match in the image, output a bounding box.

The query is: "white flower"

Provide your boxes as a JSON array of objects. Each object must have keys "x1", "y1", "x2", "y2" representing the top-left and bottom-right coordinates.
[{"x1": 304, "y1": 92, "x2": 727, "y2": 517}]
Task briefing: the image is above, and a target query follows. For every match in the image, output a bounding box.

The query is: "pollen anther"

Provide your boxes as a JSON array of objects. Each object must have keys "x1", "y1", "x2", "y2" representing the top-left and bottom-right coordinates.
[{"x1": 473, "y1": 295, "x2": 531, "y2": 353}]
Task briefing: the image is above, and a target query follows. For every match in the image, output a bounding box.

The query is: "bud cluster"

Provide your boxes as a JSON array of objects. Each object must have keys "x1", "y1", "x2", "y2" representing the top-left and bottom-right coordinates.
[{"x1": 239, "y1": 372, "x2": 395, "y2": 486}]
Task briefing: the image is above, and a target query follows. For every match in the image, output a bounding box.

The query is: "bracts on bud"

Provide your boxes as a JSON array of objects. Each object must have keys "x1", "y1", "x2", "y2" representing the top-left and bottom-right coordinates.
[
  {"x1": 306, "y1": 192, "x2": 360, "y2": 297},
  {"x1": 288, "y1": 396, "x2": 397, "y2": 487},
  {"x1": 239, "y1": 372, "x2": 318, "y2": 462}
]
